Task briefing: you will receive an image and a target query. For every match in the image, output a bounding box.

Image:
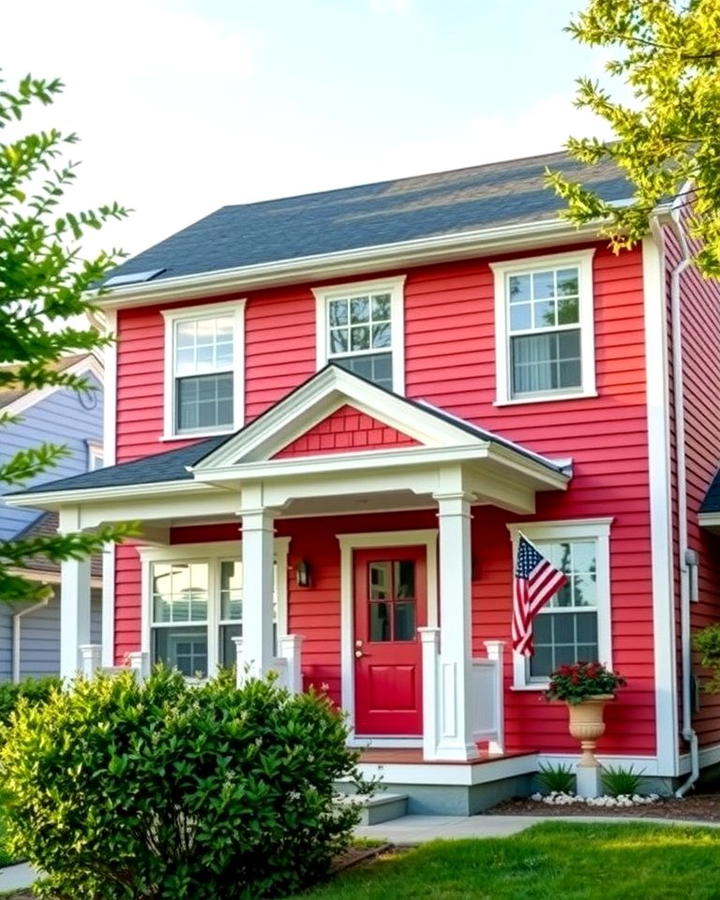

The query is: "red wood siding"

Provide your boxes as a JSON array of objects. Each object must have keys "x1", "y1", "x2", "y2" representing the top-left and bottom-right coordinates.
[
  {"x1": 114, "y1": 543, "x2": 142, "y2": 664},
  {"x1": 114, "y1": 240, "x2": 657, "y2": 757},
  {"x1": 664, "y1": 225, "x2": 720, "y2": 749},
  {"x1": 274, "y1": 404, "x2": 419, "y2": 458}
]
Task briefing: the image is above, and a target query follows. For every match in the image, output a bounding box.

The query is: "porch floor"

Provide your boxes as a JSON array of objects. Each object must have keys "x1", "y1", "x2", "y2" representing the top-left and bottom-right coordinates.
[{"x1": 357, "y1": 748, "x2": 536, "y2": 766}]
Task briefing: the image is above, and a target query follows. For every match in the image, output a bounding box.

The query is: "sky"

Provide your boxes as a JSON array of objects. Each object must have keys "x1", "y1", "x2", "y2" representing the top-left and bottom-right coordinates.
[{"x1": 1, "y1": 0, "x2": 615, "y2": 260}]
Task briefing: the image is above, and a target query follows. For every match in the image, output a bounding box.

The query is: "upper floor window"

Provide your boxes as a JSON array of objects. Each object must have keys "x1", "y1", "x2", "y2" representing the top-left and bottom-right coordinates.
[
  {"x1": 162, "y1": 301, "x2": 245, "y2": 439},
  {"x1": 313, "y1": 276, "x2": 406, "y2": 393},
  {"x1": 490, "y1": 250, "x2": 596, "y2": 405},
  {"x1": 508, "y1": 519, "x2": 612, "y2": 689}
]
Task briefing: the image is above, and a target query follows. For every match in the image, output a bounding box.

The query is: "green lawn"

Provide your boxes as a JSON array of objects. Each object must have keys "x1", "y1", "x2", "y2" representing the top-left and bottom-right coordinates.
[{"x1": 296, "y1": 822, "x2": 720, "y2": 899}]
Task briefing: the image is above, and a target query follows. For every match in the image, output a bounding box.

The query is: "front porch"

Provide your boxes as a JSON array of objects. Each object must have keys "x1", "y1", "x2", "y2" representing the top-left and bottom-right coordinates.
[{"x1": 8, "y1": 366, "x2": 571, "y2": 771}]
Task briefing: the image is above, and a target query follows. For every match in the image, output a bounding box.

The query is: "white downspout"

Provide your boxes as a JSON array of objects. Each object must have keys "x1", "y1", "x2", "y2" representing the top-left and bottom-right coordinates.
[
  {"x1": 668, "y1": 204, "x2": 700, "y2": 797},
  {"x1": 12, "y1": 595, "x2": 51, "y2": 683}
]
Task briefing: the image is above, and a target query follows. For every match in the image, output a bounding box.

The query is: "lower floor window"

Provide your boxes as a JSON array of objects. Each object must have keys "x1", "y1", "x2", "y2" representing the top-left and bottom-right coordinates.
[
  {"x1": 149, "y1": 553, "x2": 281, "y2": 678},
  {"x1": 510, "y1": 520, "x2": 612, "y2": 688}
]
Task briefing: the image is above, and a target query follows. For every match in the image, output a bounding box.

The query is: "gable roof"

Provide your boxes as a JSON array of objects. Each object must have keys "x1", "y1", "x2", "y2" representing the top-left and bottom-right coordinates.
[
  {"x1": 701, "y1": 470, "x2": 720, "y2": 514},
  {"x1": 0, "y1": 353, "x2": 102, "y2": 414},
  {"x1": 13, "y1": 511, "x2": 102, "y2": 578},
  {"x1": 104, "y1": 150, "x2": 630, "y2": 286},
  {"x1": 8, "y1": 366, "x2": 569, "y2": 502}
]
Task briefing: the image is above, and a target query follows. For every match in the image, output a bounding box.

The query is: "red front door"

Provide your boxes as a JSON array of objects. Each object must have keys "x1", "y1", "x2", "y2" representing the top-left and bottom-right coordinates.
[{"x1": 353, "y1": 546, "x2": 427, "y2": 736}]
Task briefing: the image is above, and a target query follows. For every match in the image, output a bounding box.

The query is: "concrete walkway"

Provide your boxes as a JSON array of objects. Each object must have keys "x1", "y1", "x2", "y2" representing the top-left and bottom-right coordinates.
[
  {"x1": 0, "y1": 862, "x2": 37, "y2": 893},
  {"x1": 355, "y1": 813, "x2": 720, "y2": 845}
]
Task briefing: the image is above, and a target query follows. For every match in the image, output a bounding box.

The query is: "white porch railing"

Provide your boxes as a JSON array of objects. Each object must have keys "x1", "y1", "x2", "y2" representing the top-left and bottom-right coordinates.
[
  {"x1": 470, "y1": 641, "x2": 505, "y2": 755},
  {"x1": 79, "y1": 644, "x2": 150, "y2": 682},
  {"x1": 232, "y1": 634, "x2": 304, "y2": 693},
  {"x1": 420, "y1": 631, "x2": 505, "y2": 761}
]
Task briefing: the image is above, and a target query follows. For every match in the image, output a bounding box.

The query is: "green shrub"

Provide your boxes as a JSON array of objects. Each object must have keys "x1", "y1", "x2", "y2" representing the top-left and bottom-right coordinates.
[
  {"x1": 536, "y1": 762, "x2": 576, "y2": 795},
  {"x1": 0, "y1": 676, "x2": 60, "y2": 729},
  {"x1": 694, "y1": 625, "x2": 720, "y2": 692},
  {"x1": 0, "y1": 666, "x2": 367, "y2": 899},
  {"x1": 601, "y1": 765, "x2": 645, "y2": 797}
]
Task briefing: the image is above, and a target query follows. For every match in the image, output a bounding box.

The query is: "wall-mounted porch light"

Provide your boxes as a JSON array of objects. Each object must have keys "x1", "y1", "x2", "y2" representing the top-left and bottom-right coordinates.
[{"x1": 295, "y1": 559, "x2": 311, "y2": 588}]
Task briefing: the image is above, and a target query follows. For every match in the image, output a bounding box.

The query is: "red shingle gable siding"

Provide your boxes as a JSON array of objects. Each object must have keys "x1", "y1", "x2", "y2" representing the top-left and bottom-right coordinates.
[
  {"x1": 273, "y1": 404, "x2": 420, "y2": 458},
  {"x1": 114, "y1": 241, "x2": 657, "y2": 757}
]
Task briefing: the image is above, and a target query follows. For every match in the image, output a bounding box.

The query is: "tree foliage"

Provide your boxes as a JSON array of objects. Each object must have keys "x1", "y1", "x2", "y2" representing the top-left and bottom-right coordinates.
[
  {"x1": 547, "y1": 0, "x2": 720, "y2": 276},
  {"x1": 0, "y1": 74, "x2": 136, "y2": 605}
]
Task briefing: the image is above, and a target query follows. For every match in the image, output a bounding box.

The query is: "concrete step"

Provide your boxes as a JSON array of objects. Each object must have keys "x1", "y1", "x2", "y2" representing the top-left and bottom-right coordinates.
[{"x1": 337, "y1": 791, "x2": 409, "y2": 825}]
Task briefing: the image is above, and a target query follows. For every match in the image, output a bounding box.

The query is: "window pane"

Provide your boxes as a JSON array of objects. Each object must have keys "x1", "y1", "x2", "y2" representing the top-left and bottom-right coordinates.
[
  {"x1": 394, "y1": 560, "x2": 415, "y2": 598},
  {"x1": 330, "y1": 328, "x2": 348, "y2": 353},
  {"x1": 372, "y1": 294, "x2": 391, "y2": 319},
  {"x1": 334, "y1": 353, "x2": 393, "y2": 390},
  {"x1": 509, "y1": 274, "x2": 531, "y2": 302},
  {"x1": 529, "y1": 611, "x2": 599, "y2": 679},
  {"x1": 394, "y1": 602, "x2": 416, "y2": 641},
  {"x1": 557, "y1": 268, "x2": 579, "y2": 296},
  {"x1": 174, "y1": 316, "x2": 233, "y2": 377},
  {"x1": 370, "y1": 602, "x2": 391, "y2": 641},
  {"x1": 557, "y1": 297, "x2": 579, "y2": 325},
  {"x1": 510, "y1": 330, "x2": 582, "y2": 396},
  {"x1": 576, "y1": 613, "x2": 598, "y2": 644},
  {"x1": 220, "y1": 624, "x2": 242, "y2": 667},
  {"x1": 529, "y1": 646, "x2": 553, "y2": 678},
  {"x1": 350, "y1": 326, "x2": 370, "y2": 351},
  {"x1": 177, "y1": 373, "x2": 234, "y2": 432},
  {"x1": 510, "y1": 303, "x2": 531, "y2": 331},
  {"x1": 329, "y1": 299, "x2": 348, "y2": 327},
  {"x1": 369, "y1": 562, "x2": 391, "y2": 599},
  {"x1": 371, "y1": 322, "x2": 392, "y2": 348},
  {"x1": 153, "y1": 627, "x2": 208, "y2": 678},
  {"x1": 533, "y1": 300, "x2": 556, "y2": 329},
  {"x1": 533, "y1": 271, "x2": 555, "y2": 299},
  {"x1": 152, "y1": 562, "x2": 208, "y2": 624},
  {"x1": 350, "y1": 297, "x2": 370, "y2": 324},
  {"x1": 220, "y1": 560, "x2": 243, "y2": 620}
]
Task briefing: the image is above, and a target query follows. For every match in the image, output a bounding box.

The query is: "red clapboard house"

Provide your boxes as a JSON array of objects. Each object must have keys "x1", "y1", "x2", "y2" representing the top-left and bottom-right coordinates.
[{"x1": 10, "y1": 151, "x2": 720, "y2": 814}]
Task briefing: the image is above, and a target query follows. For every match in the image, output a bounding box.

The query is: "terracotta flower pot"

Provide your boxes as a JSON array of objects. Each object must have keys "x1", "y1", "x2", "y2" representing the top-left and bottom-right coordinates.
[{"x1": 567, "y1": 694, "x2": 614, "y2": 767}]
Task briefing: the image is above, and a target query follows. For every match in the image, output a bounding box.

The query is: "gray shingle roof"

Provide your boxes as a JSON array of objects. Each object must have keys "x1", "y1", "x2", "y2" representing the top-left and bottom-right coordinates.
[
  {"x1": 106, "y1": 150, "x2": 630, "y2": 284},
  {"x1": 701, "y1": 470, "x2": 720, "y2": 514}
]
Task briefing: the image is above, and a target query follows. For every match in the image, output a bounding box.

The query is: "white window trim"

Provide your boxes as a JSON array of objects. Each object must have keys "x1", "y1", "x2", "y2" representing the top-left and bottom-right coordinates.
[
  {"x1": 313, "y1": 275, "x2": 406, "y2": 394},
  {"x1": 86, "y1": 439, "x2": 104, "y2": 471},
  {"x1": 161, "y1": 300, "x2": 246, "y2": 441},
  {"x1": 490, "y1": 249, "x2": 596, "y2": 406},
  {"x1": 506, "y1": 518, "x2": 612, "y2": 691},
  {"x1": 139, "y1": 538, "x2": 290, "y2": 676}
]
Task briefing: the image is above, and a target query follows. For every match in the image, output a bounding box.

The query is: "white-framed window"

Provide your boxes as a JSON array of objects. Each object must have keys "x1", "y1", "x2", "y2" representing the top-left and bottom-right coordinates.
[
  {"x1": 162, "y1": 301, "x2": 245, "y2": 439},
  {"x1": 86, "y1": 440, "x2": 104, "y2": 471},
  {"x1": 490, "y1": 250, "x2": 596, "y2": 405},
  {"x1": 507, "y1": 519, "x2": 612, "y2": 689},
  {"x1": 313, "y1": 276, "x2": 406, "y2": 393},
  {"x1": 140, "y1": 539, "x2": 289, "y2": 678}
]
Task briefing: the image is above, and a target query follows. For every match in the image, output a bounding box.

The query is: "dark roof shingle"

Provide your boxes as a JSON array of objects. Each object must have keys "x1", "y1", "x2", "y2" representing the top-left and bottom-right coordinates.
[{"x1": 106, "y1": 150, "x2": 630, "y2": 285}]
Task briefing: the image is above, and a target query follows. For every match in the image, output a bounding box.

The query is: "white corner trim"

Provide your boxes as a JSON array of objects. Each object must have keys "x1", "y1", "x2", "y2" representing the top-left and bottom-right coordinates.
[
  {"x1": 161, "y1": 299, "x2": 246, "y2": 440},
  {"x1": 1, "y1": 353, "x2": 104, "y2": 419},
  {"x1": 642, "y1": 233, "x2": 678, "y2": 776},
  {"x1": 103, "y1": 308, "x2": 117, "y2": 466},
  {"x1": 337, "y1": 528, "x2": 438, "y2": 739},
  {"x1": 490, "y1": 248, "x2": 596, "y2": 406},
  {"x1": 101, "y1": 543, "x2": 116, "y2": 667},
  {"x1": 507, "y1": 518, "x2": 613, "y2": 689},
  {"x1": 313, "y1": 275, "x2": 406, "y2": 394}
]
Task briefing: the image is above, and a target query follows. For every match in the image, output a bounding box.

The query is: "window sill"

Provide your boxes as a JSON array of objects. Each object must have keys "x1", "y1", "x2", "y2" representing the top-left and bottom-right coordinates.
[
  {"x1": 511, "y1": 683, "x2": 549, "y2": 692},
  {"x1": 159, "y1": 429, "x2": 236, "y2": 442},
  {"x1": 494, "y1": 390, "x2": 598, "y2": 407}
]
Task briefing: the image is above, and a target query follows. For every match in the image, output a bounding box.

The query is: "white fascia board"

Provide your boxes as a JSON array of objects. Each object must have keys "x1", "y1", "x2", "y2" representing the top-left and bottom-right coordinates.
[
  {"x1": 94, "y1": 218, "x2": 605, "y2": 312},
  {"x1": 699, "y1": 512, "x2": 720, "y2": 530},
  {"x1": 4, "y1": 478, "x2": 214, "y2": 509},
  {"x1": 2, "y1": 354, "x2": 105, "y2": 418},
  {"x1": 192, "y1": 366, "x2": 482, "y2": 470}
]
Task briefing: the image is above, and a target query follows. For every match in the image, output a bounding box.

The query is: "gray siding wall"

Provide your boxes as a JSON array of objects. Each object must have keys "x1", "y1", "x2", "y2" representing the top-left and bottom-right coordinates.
[
  {"x1": 0, "y1": 588, "x2": 102, "y2": 682},
  {"x1": 0, "y1": 372, "x2": 103, "y2": 539}
]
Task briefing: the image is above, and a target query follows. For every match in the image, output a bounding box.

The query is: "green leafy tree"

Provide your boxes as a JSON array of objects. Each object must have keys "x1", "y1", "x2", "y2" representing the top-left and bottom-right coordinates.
[
  {"x1": 547, "y1": 0, "x2": 720, "y2": 276},
  {"x1": 0, "y1": 74, "x2": 136, "y2": 604}
]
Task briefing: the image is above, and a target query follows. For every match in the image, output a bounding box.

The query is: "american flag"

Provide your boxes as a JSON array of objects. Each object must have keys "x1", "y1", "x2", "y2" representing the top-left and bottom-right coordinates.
[{"x1": 512, "y1": 534, "x2": 569, "y2": 657}]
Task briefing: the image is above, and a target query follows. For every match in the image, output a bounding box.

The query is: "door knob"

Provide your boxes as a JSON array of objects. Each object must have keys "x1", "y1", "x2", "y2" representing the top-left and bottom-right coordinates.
[{"x1": 354, "y1": 649, "x2": 364, "y2": 658}]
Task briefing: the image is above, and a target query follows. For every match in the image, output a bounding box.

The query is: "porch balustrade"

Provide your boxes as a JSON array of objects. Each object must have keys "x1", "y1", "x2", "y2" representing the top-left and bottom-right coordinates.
[{"x1": 232, "y1": 634, "x2": 304, "y2": 693}]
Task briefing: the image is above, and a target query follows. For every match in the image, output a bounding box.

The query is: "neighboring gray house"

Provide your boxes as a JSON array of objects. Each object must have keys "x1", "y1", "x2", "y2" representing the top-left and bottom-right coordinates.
[{"x1": 0, "y1": 353, "x2": 104, "y2": 682}]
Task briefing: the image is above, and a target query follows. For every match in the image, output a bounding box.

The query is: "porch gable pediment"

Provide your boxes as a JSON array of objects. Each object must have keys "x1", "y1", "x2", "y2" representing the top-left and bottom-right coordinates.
[{"x1": 192, "y1": 366, "x2": 486, "y2": 470}]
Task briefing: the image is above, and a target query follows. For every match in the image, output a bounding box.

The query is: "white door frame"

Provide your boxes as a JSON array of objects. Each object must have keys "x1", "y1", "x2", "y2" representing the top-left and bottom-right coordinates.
[{"x1": 337, "y1": 528, "x2": 438, "y2": 747}]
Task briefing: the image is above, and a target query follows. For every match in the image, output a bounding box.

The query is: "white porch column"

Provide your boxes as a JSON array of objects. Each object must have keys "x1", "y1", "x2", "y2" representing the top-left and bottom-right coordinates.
[
  {"x1": 240, "y1": 506, "x2": 277, "y2": 678},
  {"x1": 60, "y1": 557, "x2": 92, "y2": 681},
  {"x1": 433, "y1": 491, "x2": 479, "y2": 761},
  {"x1": 79, "y1": 643, "x2": 102, "y2": 679}
]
